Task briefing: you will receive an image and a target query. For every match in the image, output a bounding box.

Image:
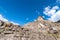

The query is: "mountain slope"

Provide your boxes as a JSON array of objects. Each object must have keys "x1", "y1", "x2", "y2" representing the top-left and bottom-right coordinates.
[
  {"x1": 24, "y1": 16, "x2": 60, "y2": 33},
  {"x1": 0, "y1": 16, "x2": 60, "y2": 40}
]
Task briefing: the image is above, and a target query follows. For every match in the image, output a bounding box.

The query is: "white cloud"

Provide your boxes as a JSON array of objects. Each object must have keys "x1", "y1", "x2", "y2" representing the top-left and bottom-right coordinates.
[
  {"x1": 0, "y1": 14, "x2": 19, "y2": 25},
  {"x1": 0, "y1": 14, "x2": 8, "y2": 22},
  {"x1": 43, "y1": 6, "x2": 59, "y2": 16},
  {"x1": 43, "y1": 6, "x2": 60, "y2": 22},
  {"x1": 11, "y1": 21, "x2": 19, "y2": 25},
  {"x1": 48, "y1": 10, "x2": 60, "y2": 22}
]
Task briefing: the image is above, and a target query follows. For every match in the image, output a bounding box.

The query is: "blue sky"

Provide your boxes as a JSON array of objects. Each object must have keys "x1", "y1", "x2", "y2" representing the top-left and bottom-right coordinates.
[{"x1": 0, "y1": 0, "x2": 58, "y2": 25}]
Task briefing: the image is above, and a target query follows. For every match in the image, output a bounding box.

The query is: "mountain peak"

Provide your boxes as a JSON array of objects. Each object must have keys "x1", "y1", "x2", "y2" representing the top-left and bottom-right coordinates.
[
  {"x1": 0, "y1": 16, "x2": 60, "y2": 40},
  {"x1": 37, "y1": 16, "x2": 44, "y2": 21}
]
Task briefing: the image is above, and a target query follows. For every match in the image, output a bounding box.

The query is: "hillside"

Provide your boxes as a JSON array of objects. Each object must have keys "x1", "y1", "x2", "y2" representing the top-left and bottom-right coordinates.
[{"x1": 0, "y1": 16, "x2": 60, "y2": 40}]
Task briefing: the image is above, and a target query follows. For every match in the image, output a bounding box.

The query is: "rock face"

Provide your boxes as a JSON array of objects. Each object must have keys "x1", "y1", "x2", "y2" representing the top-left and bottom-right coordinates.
[{"x1": 0, "y1": 16, "x2": 60, "y2": 40}]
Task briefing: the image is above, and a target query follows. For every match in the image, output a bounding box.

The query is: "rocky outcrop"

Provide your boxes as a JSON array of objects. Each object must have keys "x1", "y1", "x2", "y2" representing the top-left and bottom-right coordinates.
[
  {"x1": 0, "y1": 16, "x2": 60, "y2": 40},
  {"x1": 23, "y1": 16, "x2": 60, "y2": 40}
]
